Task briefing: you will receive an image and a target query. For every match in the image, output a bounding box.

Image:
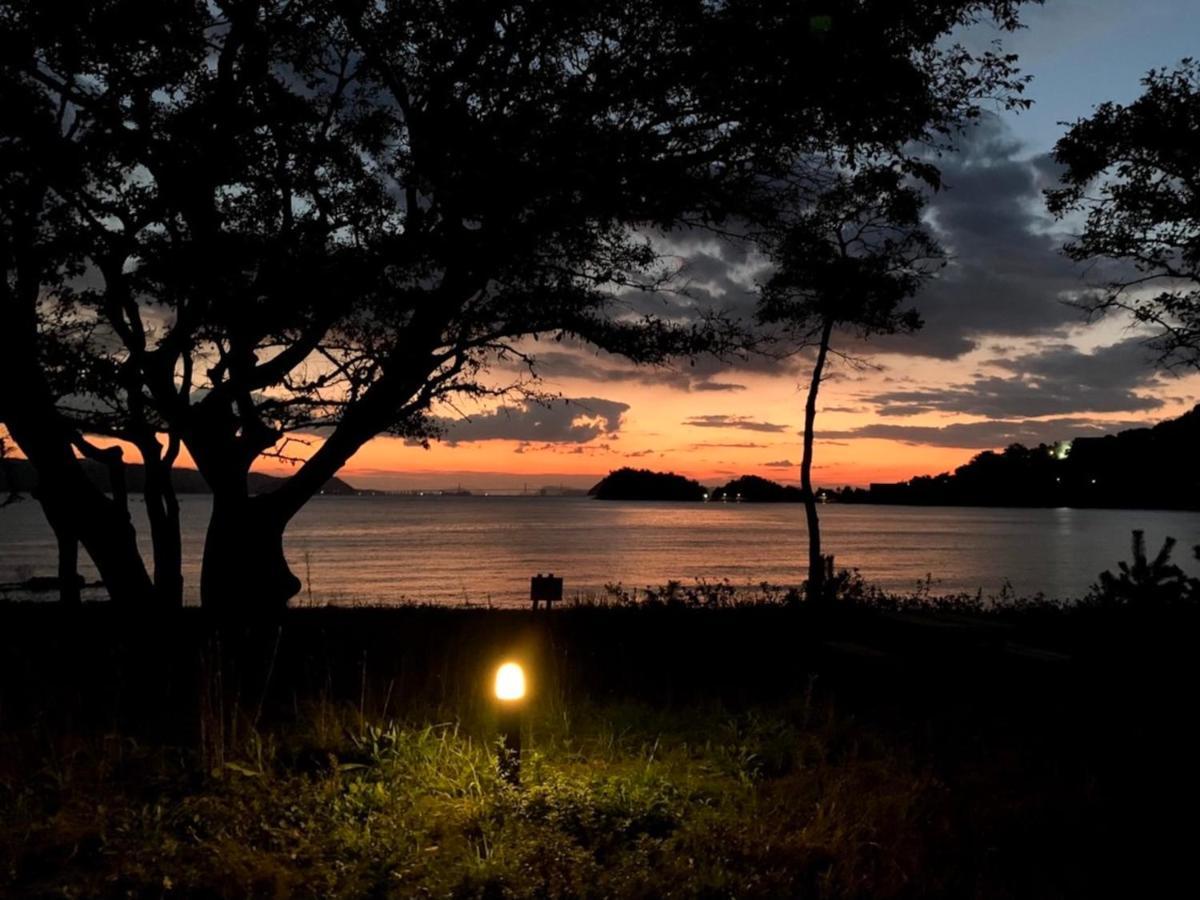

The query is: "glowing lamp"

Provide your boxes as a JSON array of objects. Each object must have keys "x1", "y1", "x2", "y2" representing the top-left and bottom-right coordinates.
[
  {"x1": 494, "y1": 662, "x2": 526, "y2": 702},
  {"x1": 493, "y1": 660, "x2": 526, "y2": 786}
]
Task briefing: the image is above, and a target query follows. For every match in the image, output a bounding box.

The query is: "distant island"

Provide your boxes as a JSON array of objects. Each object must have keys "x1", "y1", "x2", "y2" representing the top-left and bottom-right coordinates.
[
  {"x1": 710, "y1": 475, "x2": 805, "y2": 503},
  {"x1": 589, "y1": 468, "x2": 708, "y2": 501},
  {"x1": 0, "y1": 459, "x2": 364, "y2": 496},
  {"x1": 832, "y1": 404, "x2": 1200, "y2": 510},
  {"x1": 590, "y1": 469, "x2": 804, "y2": 503}
]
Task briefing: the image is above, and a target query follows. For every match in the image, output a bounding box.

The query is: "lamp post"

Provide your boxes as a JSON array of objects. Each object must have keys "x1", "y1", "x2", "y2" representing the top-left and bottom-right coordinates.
[{"x1": 493, "y1": 661, "x2": 526, "y2": 785}]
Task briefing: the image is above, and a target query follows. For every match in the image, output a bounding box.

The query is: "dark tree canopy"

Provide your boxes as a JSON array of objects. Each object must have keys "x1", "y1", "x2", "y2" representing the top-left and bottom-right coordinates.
[
  {"x1": 833, "y1": 403, "x2": 1200, "y2": 511},
  {"x1": 711, "y1": 475, "x2": 804, "y2": 503},
  {"x1": 1047, "y1": 59, "x2": 1200, "y2": 370},
  {"x1": 589, "y1": 468, "x2": 707, "y2": 502},
  {"x1": 756, "y1": 165, "x2": 944, "y2": 341},
  {"x1": 1, "y1": 0, "x2": 1036, "y2": 611}
]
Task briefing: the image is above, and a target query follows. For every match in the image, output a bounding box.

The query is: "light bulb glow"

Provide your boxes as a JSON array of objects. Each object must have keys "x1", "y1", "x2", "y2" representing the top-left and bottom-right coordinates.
[{"x1": 494, "y1": 662, "x2": 526, "y2": 701}]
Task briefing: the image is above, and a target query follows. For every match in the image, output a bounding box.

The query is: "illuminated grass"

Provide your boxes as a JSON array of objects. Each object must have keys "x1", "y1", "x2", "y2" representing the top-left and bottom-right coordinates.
[
  {"x1": 0, "y1": 699, "x2": 1108, "y2": 899},
  {"x1": 2, "y1": 594, "x2": 1196, "y2": 897}
]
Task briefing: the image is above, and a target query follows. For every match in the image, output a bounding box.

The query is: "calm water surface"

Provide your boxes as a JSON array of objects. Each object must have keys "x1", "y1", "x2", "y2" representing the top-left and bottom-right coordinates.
[{"x1": 2, "y1": 495, "x2": 1199, "y2": 605}]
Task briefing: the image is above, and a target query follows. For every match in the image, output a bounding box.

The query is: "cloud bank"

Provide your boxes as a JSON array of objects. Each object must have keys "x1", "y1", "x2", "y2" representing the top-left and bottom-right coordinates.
[{"x1": 435, "y1": 397, "x2": 629, "y2": 445}]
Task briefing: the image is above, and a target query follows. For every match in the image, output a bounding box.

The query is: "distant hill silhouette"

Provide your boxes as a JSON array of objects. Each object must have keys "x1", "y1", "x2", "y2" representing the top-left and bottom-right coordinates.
[
  {"x1": 831, "y1": 404, "x2": 1200, "y2": 510},
  {"x1": 589, "y1": 468, "x2": 707, "y2": 501},
  {"x1": 590, "y1": 469, "x2": 806, "y2": 502},
  {"x1": 711, "y1": 475, "x2": 804, "y2": 502},
  {"x1": 0, "y1": 458, "x2": 358, "y2": 496}
]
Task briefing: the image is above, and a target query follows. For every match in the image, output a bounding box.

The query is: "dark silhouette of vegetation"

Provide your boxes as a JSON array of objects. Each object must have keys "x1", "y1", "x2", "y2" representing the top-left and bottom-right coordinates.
[
  {"x1": 589, "y1": 468, "x2": 706, "y2": 502},
  {"x1": 711, "y1": 474, "x2": 805, "y2": 503},
  {"x1": 830, "y1": 404, "x2": 1200, "y2": 509},
  {"x1": 1, "y1": 0, "x2": 1035, "y2": 613},
  {"x1": 1089, "y1": 530, "x2": 1200, "y2": 608},
  {"x1": 2, "y1": 565, "x2": 1199, "y2": 895},
  {"x1": 1047, "y1": 59, "x2": 1200, "y2": 370}
]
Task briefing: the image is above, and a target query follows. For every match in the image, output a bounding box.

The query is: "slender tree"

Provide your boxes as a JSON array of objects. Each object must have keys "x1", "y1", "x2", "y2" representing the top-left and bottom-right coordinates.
[
  {"x1": 2, "y1": 0, "x2": 1035, "y2": 613},
  {"x1": 757, "y1": 166, "x2": 941, "y2": 603},
  {"x1": 1047, "y1": 59, "x2": 1200, "y2": 370}
]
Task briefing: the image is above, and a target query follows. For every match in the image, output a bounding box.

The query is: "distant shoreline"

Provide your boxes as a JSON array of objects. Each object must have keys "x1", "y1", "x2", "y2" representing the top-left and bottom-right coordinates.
[{"x1": 114, "y1": 493, "x2": 1200, "y2": 512}]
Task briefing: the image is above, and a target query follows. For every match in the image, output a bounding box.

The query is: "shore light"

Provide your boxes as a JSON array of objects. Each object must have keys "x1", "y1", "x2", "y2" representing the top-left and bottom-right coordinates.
[{"x1": 493, "y1": 661, "x2": 526, "y2": 785}]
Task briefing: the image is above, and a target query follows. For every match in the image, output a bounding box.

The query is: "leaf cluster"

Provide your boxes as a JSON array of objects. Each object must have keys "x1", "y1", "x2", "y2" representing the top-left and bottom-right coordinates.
[{"x1": 1047, "y1": 59, "x2": 1200, "y2": 369}]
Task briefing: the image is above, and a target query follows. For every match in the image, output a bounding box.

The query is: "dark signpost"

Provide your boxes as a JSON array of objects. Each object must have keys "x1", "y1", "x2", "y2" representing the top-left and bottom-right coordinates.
[{"x1": 530, "y1": 573, "x2": 563, "y2": 610}]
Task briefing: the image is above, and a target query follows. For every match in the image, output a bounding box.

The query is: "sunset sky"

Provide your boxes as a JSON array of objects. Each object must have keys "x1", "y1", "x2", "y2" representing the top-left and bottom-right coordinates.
[
  {"x1": 278, "y1": 0, "x2": 1196, "y2": 493},
  {"x1": 19, "y1": 1, "x2": 1198, "y2": 494}
]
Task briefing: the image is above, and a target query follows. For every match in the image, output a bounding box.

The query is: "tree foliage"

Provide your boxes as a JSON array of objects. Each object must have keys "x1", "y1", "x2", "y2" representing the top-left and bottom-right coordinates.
[
  {"x1": 1, "y1": 0, "x2": 1037, "y2": 610},
  {"x1": 1047, "y1": 59, "x2": 1200, "y2": 369},
  {"x1": 756, "y1": 165, "x2": 944, "y2": 341},
  {"x1": 1090, "y1": 530, "x2": 1200, "y2": 608}
]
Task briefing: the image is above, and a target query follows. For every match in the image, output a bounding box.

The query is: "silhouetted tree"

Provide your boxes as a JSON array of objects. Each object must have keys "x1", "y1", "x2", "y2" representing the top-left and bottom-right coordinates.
[
  {"x1": 829, "y1": 403, "x2": 1200, "y2": 509},
  {"x1": 757, "y1": 167, "x2": 944, "y2": 603},
  {"x1": 1090, "y1": 530, "x2": 1193, "y2": 608},
  {"x1": 589, "y1": 468, "x2": 707, "y2": 502},
  {"x1": 0, "y1": 34, "x2": 157, "y2": 607},
  {"x1": 1047, "y1": 59, "x2": 1200, "y2": 370},
  {"x1": 2, "y1": 0, "x2": 1035, "y2": 613}
]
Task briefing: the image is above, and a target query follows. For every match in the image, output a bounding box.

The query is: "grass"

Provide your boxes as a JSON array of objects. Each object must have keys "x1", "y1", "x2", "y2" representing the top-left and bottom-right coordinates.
[
  {"x1": 0, "y1": 698, "x2": 1098, "y2": 898},
  {"x1": 1, "y1": 590, "x2": 1198, "y2": 897}
]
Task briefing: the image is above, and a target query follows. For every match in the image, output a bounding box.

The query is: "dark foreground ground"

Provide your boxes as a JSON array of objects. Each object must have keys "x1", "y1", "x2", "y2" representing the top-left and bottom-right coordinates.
[{"x1": 1, "y1": 597, "x2": 1197, "y2": 898}]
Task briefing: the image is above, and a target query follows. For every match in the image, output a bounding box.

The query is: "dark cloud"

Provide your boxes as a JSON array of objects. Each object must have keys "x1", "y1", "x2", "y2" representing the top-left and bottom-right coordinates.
[
  {"x1": 691, "y1": 380, "x2": 747, "y2": 392},
  {"x1": 688, "y1": 441, "x2": 769, "y2": 449},
  {"x1": 629, "y1": 116, "x2": 1108, "y2": 367},
  {"x1": 822, "y1": 417, "x2": 1145, "y2": 449},
  {"x1": 482, "y1": 116, "x2": 1119, "y2": 386},
  {"x1": 626, "y1": 228, "x2": 764, "y2": 325},
  {"x1": 864, "y1": 338, "x2": 1163, "y2": 417},
  {"x1": 683, "y1": 415, "x2": 789, "y2": 433},
  {"x1": 614, "y1": 115, "x2": 1112, "y2": 365},
  {"x1": 864, "y1": 115, "x2": 1110, "y2": 359},
  {"x1": 514, "y1": 440, "x2": 615, "y2": 455},
  {"x1": 762, "y1": 459, "x2": 798, "y2": 467},
  {"x1": 437, "y1": 397, "x2": 628, "y2": 445},
  {"x1": 499, "y1": 347, "x2": 780, "y2": 392}
]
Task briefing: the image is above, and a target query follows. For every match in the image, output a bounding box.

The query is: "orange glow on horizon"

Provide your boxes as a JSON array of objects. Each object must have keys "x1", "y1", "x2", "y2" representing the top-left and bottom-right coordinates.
[{"x1": 6, "y1": 339, "x2": 1198, "y2": 493}]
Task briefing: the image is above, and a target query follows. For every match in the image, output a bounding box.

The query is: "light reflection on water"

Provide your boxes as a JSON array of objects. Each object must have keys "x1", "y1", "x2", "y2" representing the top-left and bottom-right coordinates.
[{"x1": 2, "y1": 495, "x2": 1198, "y2": 606}]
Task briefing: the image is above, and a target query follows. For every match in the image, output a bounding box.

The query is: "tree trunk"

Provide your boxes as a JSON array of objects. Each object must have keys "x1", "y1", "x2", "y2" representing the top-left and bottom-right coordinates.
[
  {"x1": 51, "y1": 513, "x2": 81, "y2": 606},
  {"x1": 4, "y1": 415, "x2": 155, "y2": 608},
  {"x1": 37, "y1": 474, "x2": 154, "y2": 607},
  {"x1": 1, "y1": 285, "x2": 155, "y2": 608},
  {"x1": 200, "y1": 493, "x2": 300, "y2": 616},
  {"x1": 155, "y1": 492, "x2": 184, "y2": 607},
  {"x1": 139, "y1": 438, "x2": 184, "y2": 608},
  {"x1": 801, "y1": 317, "x2": 835, "y2": 605},
  {"x1": 189, "y1": 352, "x2": 442, "y2": 615},
  {"x1": 146, "y1": 482, "x2": 184, "y2": 608}
]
